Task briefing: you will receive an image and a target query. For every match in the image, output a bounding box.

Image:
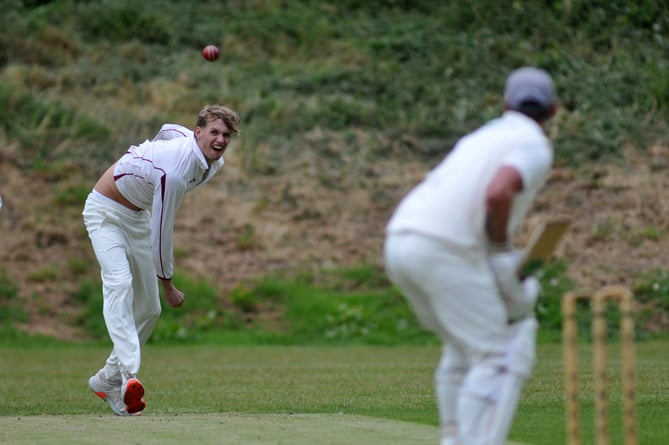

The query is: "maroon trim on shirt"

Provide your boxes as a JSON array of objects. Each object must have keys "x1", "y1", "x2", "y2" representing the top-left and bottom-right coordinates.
[
  {"x1": 157, "y1": 173, "x2": 168, "y2": 278},
  {"x1": 115, "y1": 152, "x2": 171, "y2": 278},
  {"x1": 157, "y1": 128, "x2": 188, "y2": 138},
  {"x1": 113, "y1": 173, "x2": 142, "y2": 181}
]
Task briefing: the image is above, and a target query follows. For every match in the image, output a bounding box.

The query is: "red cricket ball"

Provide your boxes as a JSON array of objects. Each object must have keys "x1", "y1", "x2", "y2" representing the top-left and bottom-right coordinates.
[{"x1": 202, "y1": 45, "x2": 220, "y2": 62}]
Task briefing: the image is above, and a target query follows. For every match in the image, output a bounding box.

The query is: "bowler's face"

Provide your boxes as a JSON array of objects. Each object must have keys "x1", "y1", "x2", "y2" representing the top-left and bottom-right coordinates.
[{"x1": 195, "y1": 118, "x2": 232, "y2": 164}]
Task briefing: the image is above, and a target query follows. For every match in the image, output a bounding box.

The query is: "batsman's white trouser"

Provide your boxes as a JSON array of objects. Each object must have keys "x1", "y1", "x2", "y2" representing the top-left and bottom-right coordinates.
[
  {"x1": 384, "y1": 231, "x2": 508, "y2": 350},
  {"x1": 83, "y1": 191, "x2": 161, "y2": 380},
  {"x1": 457, "y1": 317, "x2": 537, "y2": 445},
  {"x1": 384, "y1": 231, "x2": 536, "y2": 445}
]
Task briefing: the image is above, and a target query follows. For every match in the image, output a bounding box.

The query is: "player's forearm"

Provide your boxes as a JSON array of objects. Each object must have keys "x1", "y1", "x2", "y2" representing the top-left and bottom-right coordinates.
[
  {"x1": 485, "y1": 193, "x2": 513, "y2": 246},
  {"x1": 485, "y1": 166, "x2": 523, "y2": 245},
  {"x1": 151, "y1": 186, "x2": 180, "y2": 280}
]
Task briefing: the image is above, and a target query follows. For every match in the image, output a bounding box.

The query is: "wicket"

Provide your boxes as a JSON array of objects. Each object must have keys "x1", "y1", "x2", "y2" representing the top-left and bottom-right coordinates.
[{"x1": 561, "y1": 285, "x2": 636, "y2": 445}]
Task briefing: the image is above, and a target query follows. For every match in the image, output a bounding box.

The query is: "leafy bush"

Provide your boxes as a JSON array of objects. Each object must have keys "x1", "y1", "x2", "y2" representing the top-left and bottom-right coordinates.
[
  {"x1": 60, "y1": 258, "x2": 633, "y2": 344},
  {"x1": 633, "y1": 269, "x2": 669, "y2": 339},
  {"x1": 0, "y1": 269, "x2": 27, "y2": 324},
  {"x1": 69, "y1": 278, "x2": 105, "y2": 339},
  {"x1": 217, "y1": 263, "x2": 580, "y2": 345},
  {"x1": 148, "y1": 275, "x2": 223, "y2": 343},
  {"x1": 70, "y1": 274, "x2": 224, "y2": 342},
  {"x1": 533, "y1": 261, "x2": 576, "y2": 341},
  {"x1": 635, "y1": 269, "x2": 669, "y2": 310},
  {"x1": 25, "y1": 260, "x2": 669, "y2": 345},
  {"x1": 224, "y1": 265, "x2": 436, "y2": 345}
]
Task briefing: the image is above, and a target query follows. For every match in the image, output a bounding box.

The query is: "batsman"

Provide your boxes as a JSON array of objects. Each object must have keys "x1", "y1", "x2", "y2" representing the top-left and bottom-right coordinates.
[{"x1": 384, "y1": 67, "x2": 557, "y2": 445}]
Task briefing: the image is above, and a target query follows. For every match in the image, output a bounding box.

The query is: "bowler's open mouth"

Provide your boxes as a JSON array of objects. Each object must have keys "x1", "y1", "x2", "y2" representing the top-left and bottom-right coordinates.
[{"x1": 213, "y1": 145, "x2": 224, "y2": 152}]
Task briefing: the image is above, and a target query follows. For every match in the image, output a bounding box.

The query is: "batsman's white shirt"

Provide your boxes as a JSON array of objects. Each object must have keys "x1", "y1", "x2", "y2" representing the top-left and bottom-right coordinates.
[
  {"x1": 386, "y1": 111, "x2": 552, "y2": 246},
  {"x1": 114, "y1": 124, "x2": 224, "y2": 279}
]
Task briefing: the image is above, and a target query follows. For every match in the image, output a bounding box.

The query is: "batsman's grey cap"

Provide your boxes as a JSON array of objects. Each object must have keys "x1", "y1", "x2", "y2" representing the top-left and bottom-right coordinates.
[{"x1": 504, "y1": 67, "x2": 555, "y2": 108}]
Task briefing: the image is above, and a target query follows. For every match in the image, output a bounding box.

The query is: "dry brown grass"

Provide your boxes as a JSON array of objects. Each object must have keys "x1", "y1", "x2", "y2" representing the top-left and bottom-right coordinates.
[{"x1": 3, "y1": 133, "x2": 669, "y2": 338}]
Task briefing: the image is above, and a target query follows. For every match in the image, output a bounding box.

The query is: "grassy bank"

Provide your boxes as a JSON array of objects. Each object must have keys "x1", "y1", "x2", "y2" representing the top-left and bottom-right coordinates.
[{"x1": 2, "y1": 1, "x2": 669, "y2": 342}]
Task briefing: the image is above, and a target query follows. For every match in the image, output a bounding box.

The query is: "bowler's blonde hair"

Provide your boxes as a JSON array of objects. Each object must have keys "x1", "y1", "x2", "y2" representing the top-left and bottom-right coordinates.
[{"x1": 196, "y1": 104, "x2": 240, "y2": 134}]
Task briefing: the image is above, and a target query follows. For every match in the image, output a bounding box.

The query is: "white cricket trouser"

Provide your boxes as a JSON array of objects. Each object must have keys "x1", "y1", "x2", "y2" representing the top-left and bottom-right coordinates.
[
  {"x1": 384, "y1": 231, "x2": 508, "y2": 350},
  {"x1": 83, "y1": 191, "x2": 161, "y2": 380},
  {"x1": 384, "y1": 231, "x2": 534, "y2": 445}
]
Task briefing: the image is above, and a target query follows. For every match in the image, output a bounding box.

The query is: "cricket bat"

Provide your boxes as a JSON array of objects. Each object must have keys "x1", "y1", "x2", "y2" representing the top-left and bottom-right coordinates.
[{"x1": 517, "y1": 216, "x2": 571, "y2": 277}]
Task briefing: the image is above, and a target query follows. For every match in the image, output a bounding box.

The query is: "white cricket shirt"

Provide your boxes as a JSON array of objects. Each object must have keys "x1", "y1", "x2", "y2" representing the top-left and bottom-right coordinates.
[
  {"x1": 114, "y1": 124, "x2": 224, "y2": 279},
  {"x1": 386, "y1": 111, "x2": 553, "y2": 248}
]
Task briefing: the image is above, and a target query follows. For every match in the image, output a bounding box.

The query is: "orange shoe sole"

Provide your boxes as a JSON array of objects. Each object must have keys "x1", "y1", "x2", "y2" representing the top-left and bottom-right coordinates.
[{"x1": 123, "y1": 378, "x2": 146, "y2": 414}]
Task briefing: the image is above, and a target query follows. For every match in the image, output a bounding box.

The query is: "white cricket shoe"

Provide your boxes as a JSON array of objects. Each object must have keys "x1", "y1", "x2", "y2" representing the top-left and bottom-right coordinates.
[{"x1": 89, "y1": 370, "x2": 128, "y2": 416}]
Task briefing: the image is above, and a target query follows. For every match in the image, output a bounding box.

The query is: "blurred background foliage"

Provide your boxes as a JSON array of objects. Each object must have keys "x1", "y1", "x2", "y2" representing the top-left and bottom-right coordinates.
[
  {"x1": 1, "y1": 0, "x2": 669, "y2": 343},
  {"x1": 1, "y1": 0, "x2": 668, "y2": 174}
]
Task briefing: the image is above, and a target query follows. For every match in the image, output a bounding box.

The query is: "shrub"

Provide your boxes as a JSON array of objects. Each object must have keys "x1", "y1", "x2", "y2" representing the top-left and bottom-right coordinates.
[{"x1": 0, "y1": 269, "x2": 27, "y2": 325}]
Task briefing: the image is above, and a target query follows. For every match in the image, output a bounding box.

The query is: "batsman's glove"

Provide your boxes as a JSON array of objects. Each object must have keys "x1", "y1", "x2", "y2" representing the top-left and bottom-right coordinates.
[{"x1": 487, "y1": 247, "x2": 541, "y2": 322}]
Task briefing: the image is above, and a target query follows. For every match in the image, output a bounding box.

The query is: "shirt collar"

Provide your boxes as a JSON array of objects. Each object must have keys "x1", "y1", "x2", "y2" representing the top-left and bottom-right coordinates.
[
  {"x1": 190, "y1": 135, "x2": 210, "y2": 170},
  {"x1": 503, "y1": 110, "x2": 544, "y2": 132}
]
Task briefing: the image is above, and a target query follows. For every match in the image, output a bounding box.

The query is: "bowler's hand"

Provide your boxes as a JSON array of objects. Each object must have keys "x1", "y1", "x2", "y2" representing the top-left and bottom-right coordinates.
[
  {"x1": 160, "y1": 277, "x2": 185, "y2": 308},
  {"x1": 165, "y1": 287, "x2": 185, "y2": 308}
]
